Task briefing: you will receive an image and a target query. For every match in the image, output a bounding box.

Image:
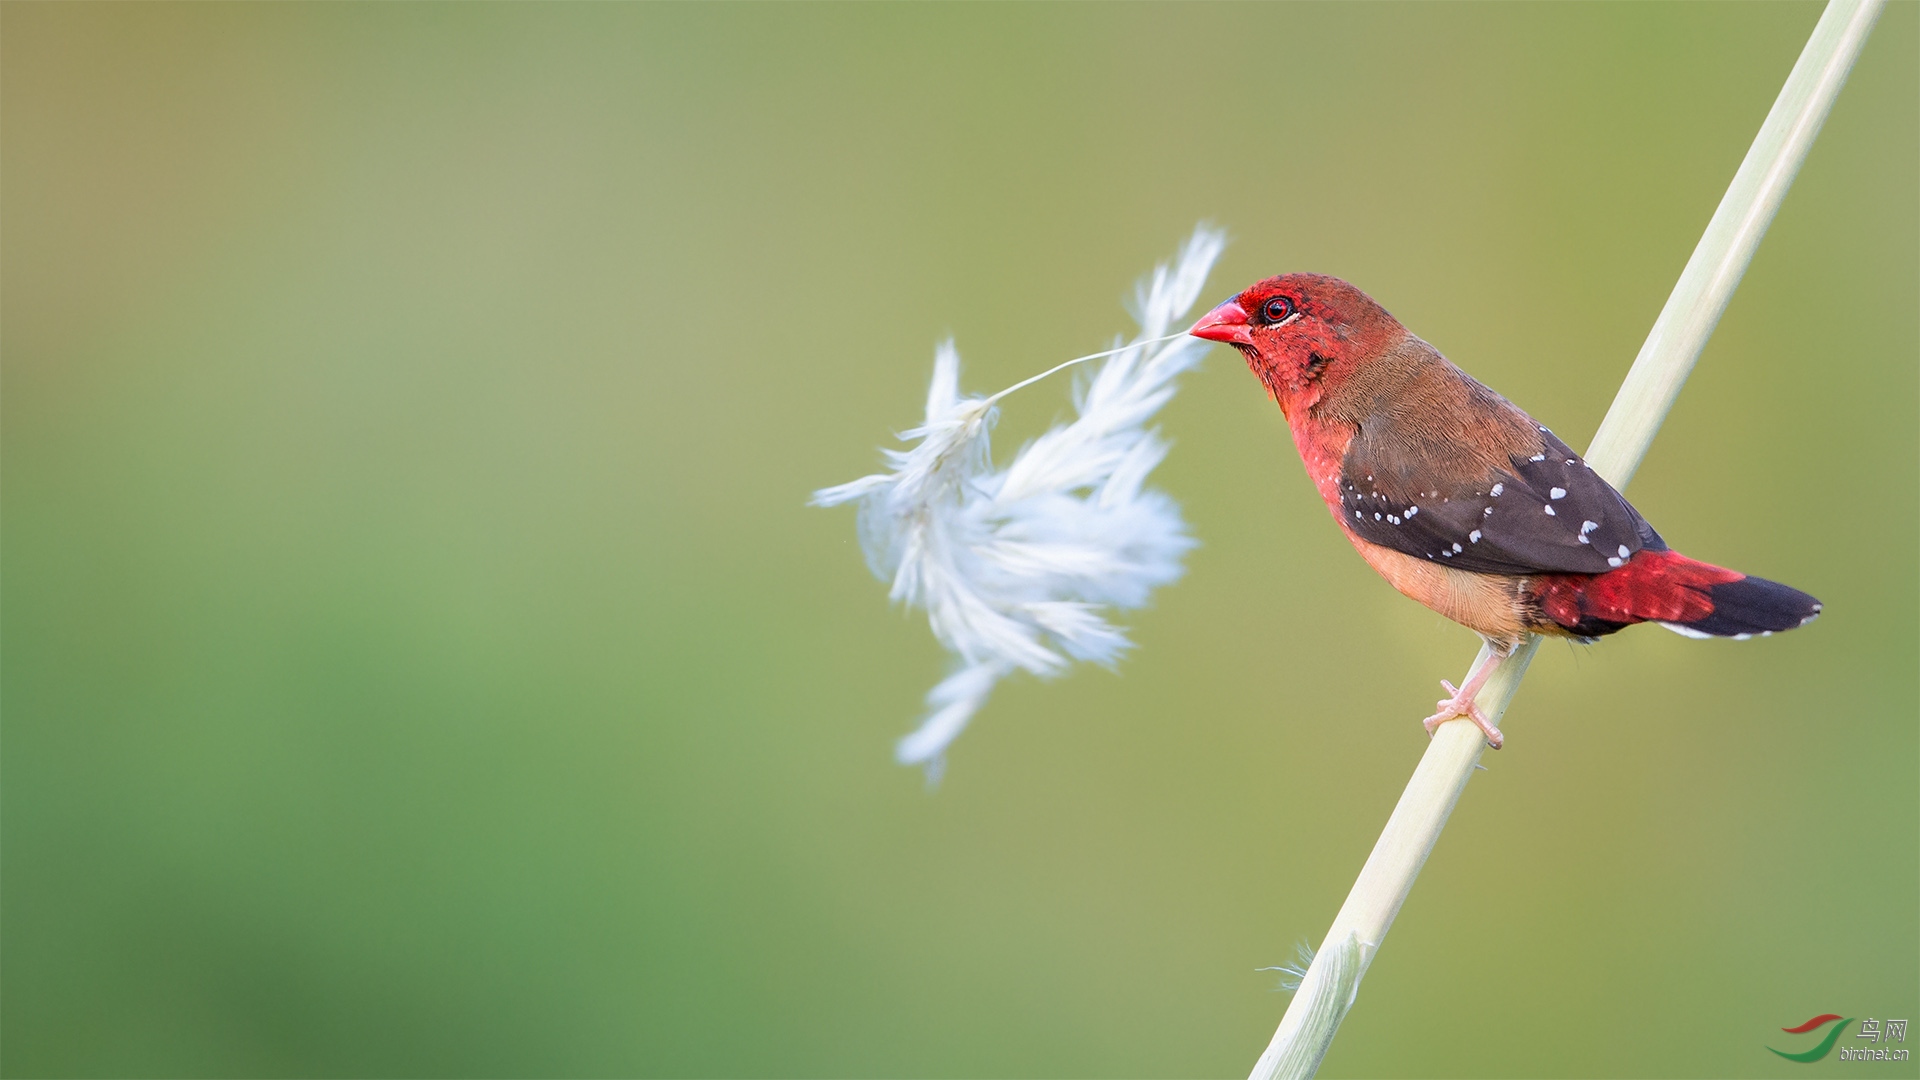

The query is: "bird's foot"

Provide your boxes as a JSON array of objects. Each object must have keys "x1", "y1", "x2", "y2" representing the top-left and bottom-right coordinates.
[{"x1": 1422, "y1": 680, "x2": 1504, "y2": 749}]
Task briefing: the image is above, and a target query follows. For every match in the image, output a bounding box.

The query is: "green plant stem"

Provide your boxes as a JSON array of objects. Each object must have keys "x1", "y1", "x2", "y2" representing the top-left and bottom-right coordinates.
[{"x1": 1248, "y1": 3, "x2": 1884, "y2": 1077}]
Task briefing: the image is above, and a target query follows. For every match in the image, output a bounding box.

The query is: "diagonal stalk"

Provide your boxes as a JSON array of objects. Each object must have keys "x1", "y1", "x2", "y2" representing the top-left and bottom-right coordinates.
[{"x1": 1249, "y1": 2, "x2": 1885, "y2": 1077}]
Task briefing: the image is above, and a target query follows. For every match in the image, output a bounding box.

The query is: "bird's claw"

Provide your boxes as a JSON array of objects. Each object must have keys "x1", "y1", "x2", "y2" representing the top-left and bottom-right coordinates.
[{"x1": 1422, "y1": 680, "x2": 1504, "y2": 749}]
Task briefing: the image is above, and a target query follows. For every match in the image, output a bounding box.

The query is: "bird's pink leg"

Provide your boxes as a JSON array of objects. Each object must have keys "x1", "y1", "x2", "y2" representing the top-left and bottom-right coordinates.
[{"x1": 1422, "y1": 651, "x2": 1508, "y2": 749}]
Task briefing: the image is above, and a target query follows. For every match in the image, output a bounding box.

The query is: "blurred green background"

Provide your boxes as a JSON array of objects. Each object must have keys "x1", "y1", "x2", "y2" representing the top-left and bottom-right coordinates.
[{"x1": 4, "y1": 4, "x2": 1915, "y2": 1077}]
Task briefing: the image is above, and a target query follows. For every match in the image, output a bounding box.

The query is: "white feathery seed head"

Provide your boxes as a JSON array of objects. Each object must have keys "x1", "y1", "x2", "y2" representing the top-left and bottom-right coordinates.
[{"x1": 813, "y1": 225, "x2": 1227, "y2": 778}]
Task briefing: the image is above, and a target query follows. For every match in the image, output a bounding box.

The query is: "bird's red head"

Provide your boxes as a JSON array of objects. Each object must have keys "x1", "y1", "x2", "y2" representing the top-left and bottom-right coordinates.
[{"x1": 1188, "y1": 273, "x2": 1406, "y2": 416}]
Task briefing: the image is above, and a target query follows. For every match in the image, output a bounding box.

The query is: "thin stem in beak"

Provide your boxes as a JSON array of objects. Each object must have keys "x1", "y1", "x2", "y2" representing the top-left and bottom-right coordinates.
[{"x1": 984, "y1": 333, "x2": 1188, "y2": 405}]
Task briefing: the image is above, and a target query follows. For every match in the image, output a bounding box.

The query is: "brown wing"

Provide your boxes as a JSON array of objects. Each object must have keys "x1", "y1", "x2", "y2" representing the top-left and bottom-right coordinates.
[{"x1": 1335, "y1": 358, "x2": 1662, "y2": 576}]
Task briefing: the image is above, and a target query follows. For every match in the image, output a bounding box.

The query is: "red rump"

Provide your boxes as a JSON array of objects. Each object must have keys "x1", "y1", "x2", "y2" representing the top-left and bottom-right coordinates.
[{"x1": 1533, "y1": 550, "x2": 1744, "y2": 629}]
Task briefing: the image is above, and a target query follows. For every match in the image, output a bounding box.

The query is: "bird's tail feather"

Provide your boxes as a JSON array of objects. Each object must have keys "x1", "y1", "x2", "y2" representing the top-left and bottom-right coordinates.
[
  {"x1": 1536, "y1": 549, "x2": 1821, "y2": 639},
  {"x1": 1658, "y1": 574, "x2": 1823, "y2": 639}
]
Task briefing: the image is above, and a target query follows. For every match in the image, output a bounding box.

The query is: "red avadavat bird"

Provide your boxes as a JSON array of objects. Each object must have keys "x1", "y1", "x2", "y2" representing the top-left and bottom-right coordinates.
[{"x1": 1190, "y1": 274, "x2": 1820, "y2": 748}]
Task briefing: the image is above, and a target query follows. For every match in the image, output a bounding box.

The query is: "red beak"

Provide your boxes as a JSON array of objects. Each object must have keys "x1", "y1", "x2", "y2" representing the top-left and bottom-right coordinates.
[{"x1": 1189, "y1": 299, "x2": 1253, "y2": 345}]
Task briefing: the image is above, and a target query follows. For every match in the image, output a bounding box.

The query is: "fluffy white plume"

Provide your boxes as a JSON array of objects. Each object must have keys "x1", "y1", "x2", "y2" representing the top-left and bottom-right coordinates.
[{"x1": 814, "y1": 226, "x2": 1227, "y2": 777}]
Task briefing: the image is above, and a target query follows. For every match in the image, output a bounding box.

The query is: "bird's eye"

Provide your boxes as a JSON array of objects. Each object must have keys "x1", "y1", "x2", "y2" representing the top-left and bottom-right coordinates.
[{"x1": 1262, "y1": 297, "x2": 1296, "y2": 323}]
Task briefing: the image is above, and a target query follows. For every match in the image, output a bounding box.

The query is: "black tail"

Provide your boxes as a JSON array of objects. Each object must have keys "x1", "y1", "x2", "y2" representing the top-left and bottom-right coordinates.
[{"x1": 1663, "y1": 576, "x2": 1822, "y2": 639}]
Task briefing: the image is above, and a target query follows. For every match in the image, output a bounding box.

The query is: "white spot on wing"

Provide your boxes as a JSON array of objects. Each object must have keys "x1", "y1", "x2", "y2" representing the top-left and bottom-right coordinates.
[
  {"x1": 1529, "y1": 453, "x2": 1546, "y2": 462},
  {"x1": 1543, "y1": 505, "x2": 1556, "y2": 516},
  {"x1": 1607, "y1": 556, "x2": 1623, "y2": 567},
  {"x1": 1469, "y1": 530, "x2": 1481, "y2": 543},
  {"x1": 1490, "y1": 483, "x2": 1504, "y2": 497},
  {"x1": 1657, "y1": 620, "x2": 1713, "y2": 639},
  {"x1": 1617, "y1": 544, "x2": 1630, "y2": 558},
  {"x1": 1550, "y1": 487, "x2": 1567, "y2": 500},
  {"x1": 1451, "y1": 542, "x2": 1462, "y2": 553}
]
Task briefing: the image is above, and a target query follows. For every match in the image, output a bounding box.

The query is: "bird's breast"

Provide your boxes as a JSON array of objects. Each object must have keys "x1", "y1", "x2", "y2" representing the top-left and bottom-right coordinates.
[
  {"x1": 1287, "y1": 412, "x2": 1357, "y2": 521},
  {"x1": 1289, "y1": 407, "x2": 1533, "y2": 647}
]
